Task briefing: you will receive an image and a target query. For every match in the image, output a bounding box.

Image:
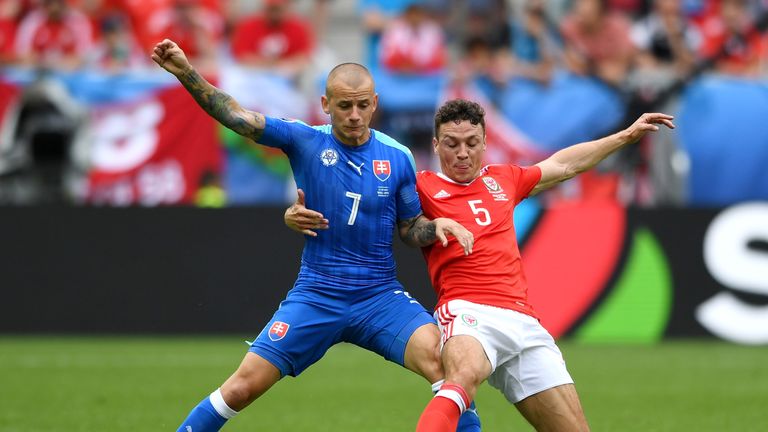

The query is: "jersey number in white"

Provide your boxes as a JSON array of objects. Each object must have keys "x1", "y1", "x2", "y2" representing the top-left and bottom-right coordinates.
[
  {"x1": 345, "y1": 191, "x2": 362, "y2": 225},
  {"x1": 468, "y1": 199, "x2": 491, "y2": 226}
]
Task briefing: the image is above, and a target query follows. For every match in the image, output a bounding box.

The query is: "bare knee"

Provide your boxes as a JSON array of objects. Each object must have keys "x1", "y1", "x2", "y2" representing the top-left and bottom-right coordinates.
[
  {"x1": 221, "y1": 375, "x2": 256, "y2": 410},
  {"x1": 404, "y1": 324, "x2": 444, "y2": 383},
  {"x1": 516, "y1": 384, "x2": 589, "y2": 432},
  {"x1": 220, "y1": 353, "x2": 282, "y2": 411},
  {"x1": 442, "y1": 336, "x2": 491, "y2": 399}
]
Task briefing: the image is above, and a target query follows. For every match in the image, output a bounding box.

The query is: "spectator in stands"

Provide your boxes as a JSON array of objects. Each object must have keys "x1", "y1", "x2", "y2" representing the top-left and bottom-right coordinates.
[
  {"x1": 462, "y1": 0, "x2": 511, "y2": 52},
  {"x1": 90, "y1": 12, "x2": 147, "y2": 73},
  {"x1": 0, "y1": 0, "x2": 20, "y2": 65},
  {"x1": 607, "y1": 0, "x2": 647, "y2": 18},
  {"x1": 230, "y1": 0, "x2": 314, "y2": 81},
  {"x1": 358, "y1": 0, "x2": 419, "y2": 69},
  {"x1": 14, "y1": 0, "x2": 94, "y2": 70},
  {"x1": 309, "y1": 0, "x2": 333, "y2": 39},
  {"x1": 452, "y1": 37, "x2": 512, "y2": 107},
  {"x1": 510, "y1": 0, "x2": 563, "y2": 84},
  {"x1": 560, "y1": 0, "x2": 635, "y2": 86},
  {"x1": 379, "y1": 1, "x2": 446, "y2": 74},
  {"x1": 146, "y1": 0, "x2": 223, "y2": 76},
  {"x1": 631, "y1": 0, "x2": 701, "y2": 77},
  {"x1": 698, "y1": 0, "x2": 768, "y2": 76}
]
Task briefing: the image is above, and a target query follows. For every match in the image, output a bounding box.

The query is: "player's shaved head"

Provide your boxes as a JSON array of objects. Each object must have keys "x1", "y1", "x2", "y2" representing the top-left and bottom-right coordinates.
[{"x1": 325, "y1": 63, "x2": 374, "y2": 96}]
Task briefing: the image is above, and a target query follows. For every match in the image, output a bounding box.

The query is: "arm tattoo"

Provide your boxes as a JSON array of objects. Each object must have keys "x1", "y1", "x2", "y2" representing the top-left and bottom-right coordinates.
[
  {"x1": 179, "y1": 69, "x2": 265, "y2": 141},
  {"x1": 399, "y1": 215, "x2": 437, "y2": 247}
]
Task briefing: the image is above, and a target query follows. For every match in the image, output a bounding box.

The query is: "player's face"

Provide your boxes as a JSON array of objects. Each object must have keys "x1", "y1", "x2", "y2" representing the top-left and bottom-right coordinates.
[
  {"x1": 322, "y1": 79, "x2": 378, "y2": 146},
  {"x1": 433, "y1": 120, "x2": 486, "y2": 183}
]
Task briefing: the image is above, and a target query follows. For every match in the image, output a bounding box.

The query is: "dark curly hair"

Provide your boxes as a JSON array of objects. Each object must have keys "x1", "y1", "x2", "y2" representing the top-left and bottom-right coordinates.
[{"x1": 434, "y1": 99, "x2": 486, "y2": 137}]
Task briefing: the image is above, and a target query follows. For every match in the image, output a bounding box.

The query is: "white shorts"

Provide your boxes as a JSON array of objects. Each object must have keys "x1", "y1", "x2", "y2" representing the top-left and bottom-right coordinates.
[{"x1": 435, "y1": 299, "x2": 574, "y2": 404}]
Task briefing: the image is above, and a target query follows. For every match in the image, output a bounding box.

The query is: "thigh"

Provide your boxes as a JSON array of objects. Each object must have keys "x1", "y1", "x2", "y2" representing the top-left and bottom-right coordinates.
[
  {"x1": 487, "y1": 317, "x2": 574, "y2": 404},
  {"x1": 344, "y1": 283, "x2": 435, "y2": 367},
  {"x1": 435, "y1": 300, "x2": 510, "y2": 372},
  {"x1": 441, "y1": 335, "x2": 493, "y2": 398},
  {"x1": 515, "y1": 383, "x2": 589, "y2": 432},
  {"x1": 250, "y1": 296, "x2": 346, "y2": 377}
]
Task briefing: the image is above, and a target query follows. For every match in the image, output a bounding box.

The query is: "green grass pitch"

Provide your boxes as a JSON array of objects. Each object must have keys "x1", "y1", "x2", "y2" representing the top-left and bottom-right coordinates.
[{"x1": 0, "y1": 337, "x2": 766, "y2": 431}]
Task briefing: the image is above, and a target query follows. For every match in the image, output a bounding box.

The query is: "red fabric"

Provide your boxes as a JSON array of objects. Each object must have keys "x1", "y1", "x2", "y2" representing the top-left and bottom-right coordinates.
[
  {"x1": 14, "y1": 8, "x2": 93, "y2": 60},
  {"x1": 441, "y1": 383, "x2": 470, "y2": 408},
  {"x1": 143, "y1": 2, "x2": 224, "y2": 57},
  {"x1": 699, "y1": 25, "x2": 768, "y2": 75},
  {"x1": 380, "y1": 18, "x2": 446, "y2": 73},
  {"x1": 416, "y1": 396, "x2": 461, "y2": 432},
  {"x1": 560, "y1": 13, "x2": 633, "y2": 62},
  {"x1": 417, "y1": 165, "x2": 542, "y2": 317},
  {"x1": 86, "y1": 85, "x2": 222, "y2": 205},
  {"x1": 231, "y1": 14, "x2": 313, "y2": 61},
  {"x1": 0, "y1": 19, "x2": 15, "y2": 61}
]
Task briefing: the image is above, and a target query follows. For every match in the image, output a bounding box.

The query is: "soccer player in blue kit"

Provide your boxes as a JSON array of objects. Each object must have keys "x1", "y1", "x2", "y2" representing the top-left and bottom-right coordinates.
[{"x1": 152, "y1": 39, "x2": 482, "y2": 431}]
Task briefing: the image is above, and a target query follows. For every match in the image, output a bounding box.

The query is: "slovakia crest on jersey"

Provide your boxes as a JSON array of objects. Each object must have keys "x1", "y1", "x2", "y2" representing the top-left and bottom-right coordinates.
[
  {"x1": 482, "y1": 176, "x2": 502, "y2": 193},
  {"x1": 373, "y1": 160, "x2": 391, "y2": 181},
  {"x1": 320, "y1": 148, "x2": 339, "y2": 166},
  {"x1": 268, "y1": 321, "x2": 290, "y2": 341}
]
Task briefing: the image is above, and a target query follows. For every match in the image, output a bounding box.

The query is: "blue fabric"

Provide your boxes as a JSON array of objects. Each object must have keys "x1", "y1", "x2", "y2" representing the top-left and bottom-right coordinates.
[
  {"x1": 457, "y1": 400, "x2": 482, "y2": 432},
  {"x1": 678, "y1": 76, "x2": 768, "y2": 205},
  {"x1": 176, "y1": 396, "x2": 227, "y2": 432},
  {"x1": 260, "y1": 118, "x2": 422, "y2": 283},
  {"x1": 510, "y1": 21, "x2": 562, "y2": 63},
  {"x1": 249, "y1": 272, "x2": 434, "y2": 376},
  {"x1": 500, "y1": 72, "x2": 625, "y2": 152},
  {"x1": 1, "y1": 68, "x2": 174, "y2": 105},
  {"x1": 372, "y1": 70, "x2": 446, "y2": 111}
]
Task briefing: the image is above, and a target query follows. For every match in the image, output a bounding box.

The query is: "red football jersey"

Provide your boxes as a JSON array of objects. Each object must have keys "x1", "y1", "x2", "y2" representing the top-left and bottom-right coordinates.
[{"x1": 416, "y1": 164, "x2": 542, "y2": 317}]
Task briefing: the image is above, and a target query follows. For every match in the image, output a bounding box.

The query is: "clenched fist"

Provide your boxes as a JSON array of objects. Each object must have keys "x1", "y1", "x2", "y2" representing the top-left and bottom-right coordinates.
[{"x1": 151, "y1": 39, "x2": 193, "y2": 77}]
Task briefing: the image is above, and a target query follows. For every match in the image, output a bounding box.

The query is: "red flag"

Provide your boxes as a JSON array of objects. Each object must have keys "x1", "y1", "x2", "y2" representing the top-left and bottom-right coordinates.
[{"x1": 86, "y1": 85, "x2": 222, "y2": 205}]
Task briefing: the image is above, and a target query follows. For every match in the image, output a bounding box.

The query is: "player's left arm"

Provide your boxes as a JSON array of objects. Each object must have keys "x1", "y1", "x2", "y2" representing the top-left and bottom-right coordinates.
[
  {"x1": 530, "y1": 112, "x2": 675, "y2": 195},
  {"x1": 397, "y1": 215, "x2": 474, "y2": 255}
]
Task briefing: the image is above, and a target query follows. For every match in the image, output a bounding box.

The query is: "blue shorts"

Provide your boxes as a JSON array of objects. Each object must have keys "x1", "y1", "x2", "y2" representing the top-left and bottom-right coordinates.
[{"x1": 249, "y1": 279, "x2": 435, "y2": 377}]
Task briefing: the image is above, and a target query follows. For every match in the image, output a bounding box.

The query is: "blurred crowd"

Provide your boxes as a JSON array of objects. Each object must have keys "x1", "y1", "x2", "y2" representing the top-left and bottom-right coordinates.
[
  {"x1": 3, "y1": 0, "x2": 761, "y2": 77},
  {"x1": 0, "y1": 0, "x2": 767, "y2": 206}
]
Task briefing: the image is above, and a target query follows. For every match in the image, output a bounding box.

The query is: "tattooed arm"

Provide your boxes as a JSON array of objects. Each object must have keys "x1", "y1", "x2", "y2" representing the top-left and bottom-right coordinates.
[
  {"x1": 151, "y1": 39, "x2": 265, "y2": 141},
  {"x1": 398, "y1": 215, "x2": 474, "y2": 255}
]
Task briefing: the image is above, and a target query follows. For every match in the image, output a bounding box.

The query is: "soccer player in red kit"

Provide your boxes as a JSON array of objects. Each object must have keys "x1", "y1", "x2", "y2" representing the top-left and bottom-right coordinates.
[{"x1": 285, "y1": 99, "x2": 674, "y2": 432}]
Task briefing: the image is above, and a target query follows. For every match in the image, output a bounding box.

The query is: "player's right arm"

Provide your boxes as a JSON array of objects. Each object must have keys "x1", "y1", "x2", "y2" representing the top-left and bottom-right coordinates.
[{"x1": 151, "y1": 39, "x2": 265, "y2": 142}]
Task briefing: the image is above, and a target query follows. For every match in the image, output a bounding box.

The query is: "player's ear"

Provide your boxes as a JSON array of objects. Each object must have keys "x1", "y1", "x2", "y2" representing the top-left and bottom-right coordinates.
[
  {"x1": 321, "y1": 95, "x2": 330, "y2": 115},
  {"x1": 372, "y1": 93, "x2": 378, "y2": 113},
  {"x1": 432, "y1": 136, "x2": 439, "y2": 154}
]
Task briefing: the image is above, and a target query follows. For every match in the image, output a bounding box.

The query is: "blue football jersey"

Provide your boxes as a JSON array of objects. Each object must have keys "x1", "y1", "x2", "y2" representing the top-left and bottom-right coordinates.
[{"x1": 259, "y1": 117, "x2": 423, "y2": 287}]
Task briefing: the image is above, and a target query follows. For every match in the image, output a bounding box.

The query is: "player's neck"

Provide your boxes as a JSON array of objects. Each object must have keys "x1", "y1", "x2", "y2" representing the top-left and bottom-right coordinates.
[{"x1": 333, "y1": 128, "x2": 371, "y2": 147}]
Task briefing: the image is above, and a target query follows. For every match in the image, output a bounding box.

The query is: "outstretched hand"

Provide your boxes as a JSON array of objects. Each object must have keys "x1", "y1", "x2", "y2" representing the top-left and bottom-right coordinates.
[
  {"x1": 151, "y1": 39, "x2": 192, "y2": 76},
  {"x1": 434, "y1": 217, "x2": 474, "y2": 256},
  {"x1": 284, "y1": 189, "x2": 329, "y2": 237},
  {"x1": 625, "y1": 113, "x2": 676, "y2": 143}
]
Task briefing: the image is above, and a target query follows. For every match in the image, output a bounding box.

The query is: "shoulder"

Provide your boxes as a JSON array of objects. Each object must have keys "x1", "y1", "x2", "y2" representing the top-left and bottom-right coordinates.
[
  {"x1": 485, "y1": 164, "x2": 540, "y2": 181},
  {"x1": 309, "y1": 123, "x2": 333, "y2": 135},
  {"x1": 484, "y1": 164, "x2": 513, "y2": 176},
  {"x1": 373, "y1": 129, "x2": 416, "y2": 172},
  {"x1": 270, "y1": 117, "x2": 323, "y2": 133}
]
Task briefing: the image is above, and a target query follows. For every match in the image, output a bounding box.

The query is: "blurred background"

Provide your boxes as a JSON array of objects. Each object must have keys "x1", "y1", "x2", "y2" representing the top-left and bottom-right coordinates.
[
  {"x1": 0, "y1": 0, "x2": 767, "y2": 429},
  {"x1": 0, "y1": 0, "x2": 767, "y2": 207}
]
